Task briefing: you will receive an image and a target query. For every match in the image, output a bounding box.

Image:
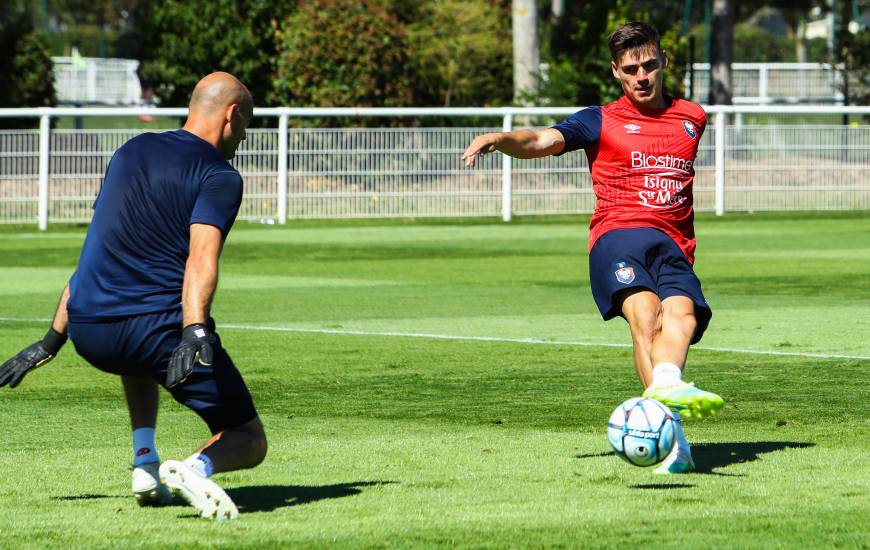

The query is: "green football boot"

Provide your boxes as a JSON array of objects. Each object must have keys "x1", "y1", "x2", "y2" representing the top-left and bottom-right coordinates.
[{"x1": 643, "y1": 380, "x2": 724, "y2": 420}]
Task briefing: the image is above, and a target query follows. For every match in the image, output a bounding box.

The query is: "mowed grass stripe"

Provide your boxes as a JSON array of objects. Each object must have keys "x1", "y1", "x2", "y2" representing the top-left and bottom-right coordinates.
[{"x1": 3, "y1": 315, "x2": 870, "y2": 361}]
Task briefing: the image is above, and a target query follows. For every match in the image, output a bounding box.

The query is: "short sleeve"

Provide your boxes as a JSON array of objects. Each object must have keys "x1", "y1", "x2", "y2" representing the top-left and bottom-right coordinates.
[
  {"x1": 190, "y1": 170, "x2": 243, "y2": 237},
  {"x1": 696, "y1": 109, "x2": 708, "y2": 138},
  {"x1": 551, "y1": 106, "x2": 602, "y2": 154}
]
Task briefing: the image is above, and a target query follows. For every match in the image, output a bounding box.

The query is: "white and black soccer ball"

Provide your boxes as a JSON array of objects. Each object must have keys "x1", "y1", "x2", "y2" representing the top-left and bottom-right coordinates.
[{"x1": 607, "y1": 397, "x2": 676, "y2": 467}]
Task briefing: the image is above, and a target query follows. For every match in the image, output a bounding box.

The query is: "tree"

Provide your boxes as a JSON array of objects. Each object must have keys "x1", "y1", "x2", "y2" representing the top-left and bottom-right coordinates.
[
  {"x1": 709, "y1": 0, "x2": 734, "y2": 105},
  {"x1": 512, "y1": 0, "x2": 540, "y2": 104},
  {"x1": 0, "y1": 2, "x2": 56, "y2": 126},
  {"x1": 271, "y1": 0, "x2": 412, "y2": 112},
  {"x1": 536, "y1": 0, "x2": 689, "y2": 108},
  {"x1": 136, "y1": 0, "x2": 293, "y2": 109},
  {"x1": 406, "y1": 0, "x2": 512, "y2": 107}
]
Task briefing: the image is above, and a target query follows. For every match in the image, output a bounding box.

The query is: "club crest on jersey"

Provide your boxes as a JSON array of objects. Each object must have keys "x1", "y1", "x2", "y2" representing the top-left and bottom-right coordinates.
[
  {"x1": 624, "y1": 123, "x2": 641, "y2": 134},
  {"x1": 682, "y1": 120, "x2": 697, "y2": 139},
  {"x1": 613, "y1": 262, "x2": 636, "y2": 284}
]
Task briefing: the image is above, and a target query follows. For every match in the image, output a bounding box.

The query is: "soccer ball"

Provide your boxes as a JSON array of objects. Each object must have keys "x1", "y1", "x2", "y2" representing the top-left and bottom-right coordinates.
[{"x1": 607, "y1": 397, "x2": 676, "y2": 467}]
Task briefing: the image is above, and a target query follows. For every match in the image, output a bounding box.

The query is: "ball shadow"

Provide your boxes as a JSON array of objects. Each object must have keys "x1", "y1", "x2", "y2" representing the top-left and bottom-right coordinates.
[{"x1": 577, "y1": 441, "x2": 815, "y2": 476}]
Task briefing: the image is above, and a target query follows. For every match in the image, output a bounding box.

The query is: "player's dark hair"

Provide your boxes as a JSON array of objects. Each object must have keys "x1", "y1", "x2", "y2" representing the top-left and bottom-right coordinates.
[{"x1": 608, "y1": 21, "x2": 662, "y2": 62}]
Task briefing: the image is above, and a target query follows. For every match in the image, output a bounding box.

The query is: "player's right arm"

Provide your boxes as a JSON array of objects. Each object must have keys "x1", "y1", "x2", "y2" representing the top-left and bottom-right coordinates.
[
  {"x1": 166, "y1": 169, "x2": 242, "y2": 388},
  {"x1": 461, "y1": 128, "x2": 566, "y2": 168},
  {"x1": 166, "y1": 223, "x2": 223, "y2": 388},
  {"x1": 0, "y1": 284, "x2": 70, "y2": 388}
]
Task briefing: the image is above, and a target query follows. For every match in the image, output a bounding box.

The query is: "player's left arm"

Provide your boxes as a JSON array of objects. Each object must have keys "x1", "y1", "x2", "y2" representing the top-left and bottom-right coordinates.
[{"x1": 0, "y1": 283, "x2": 70, "y2": 388}]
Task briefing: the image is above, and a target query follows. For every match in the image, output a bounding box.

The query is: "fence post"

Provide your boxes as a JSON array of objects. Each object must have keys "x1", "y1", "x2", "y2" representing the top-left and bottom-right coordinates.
[
  {"x1": 87, "y1": 61, "x2": 97, "y2": 104},
  {"x1": 759, "y1": 65, "x2": 769, "y2": 103},
  {"x1": 277, "y1": 113, "x2": 288, "y2": 224},
  {"x1": 501, "y1": 113, "x2": 513, "y2": 222},
  {"x1": 714, "y1": 111, "x2": 726, "y2": 216},
  {"x1": 38, "y1": 114, "x2": 51, "y2": 230}
]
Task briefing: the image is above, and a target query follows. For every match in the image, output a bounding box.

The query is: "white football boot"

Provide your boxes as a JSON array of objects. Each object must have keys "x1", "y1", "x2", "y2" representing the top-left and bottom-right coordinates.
[
  {"x1": 159, "y1": 460, "x2": 239, "y2": 520},
  {"x1": 132, "y1": 462, "x2": 173, "y2": 506},
  {"x1": 654, "y1": 412, "x2": 695, "y2": 474}
]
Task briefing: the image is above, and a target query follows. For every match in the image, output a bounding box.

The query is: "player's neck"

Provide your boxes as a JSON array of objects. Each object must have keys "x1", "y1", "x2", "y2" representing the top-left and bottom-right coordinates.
[
  {"x1": 181, "y1": 122, "x2": 221, "y2": 152},
  {"x1": 624, "y1": 93, "x2": 670, "y2": 112}
]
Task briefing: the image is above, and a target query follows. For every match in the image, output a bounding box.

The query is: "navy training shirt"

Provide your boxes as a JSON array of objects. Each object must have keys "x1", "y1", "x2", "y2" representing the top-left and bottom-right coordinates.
[{"x1": 67, "y1": 129, "x2": 243, "y2": 322}]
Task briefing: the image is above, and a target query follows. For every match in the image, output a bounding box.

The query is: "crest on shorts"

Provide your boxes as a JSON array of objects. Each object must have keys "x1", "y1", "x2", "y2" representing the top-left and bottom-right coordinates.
[
  {"x1": 682, "y1": 120, "x2": 697, "y2": 139},
  {"x1": 614, "y1": 262, "x2": 636, "y2": 284}
]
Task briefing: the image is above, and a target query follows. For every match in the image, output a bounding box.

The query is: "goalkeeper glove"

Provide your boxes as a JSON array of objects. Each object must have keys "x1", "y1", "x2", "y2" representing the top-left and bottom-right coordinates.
[
  {"x1": 166, "y1": 323, "x2": 217, "y2": 388},
  {"x1": 0, "y1": 328, "x2": 67, "y2": 388}
]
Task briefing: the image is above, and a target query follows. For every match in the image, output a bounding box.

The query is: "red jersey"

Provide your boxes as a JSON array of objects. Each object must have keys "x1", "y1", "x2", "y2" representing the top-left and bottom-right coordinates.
[{"x1": 552, "y1": 96, "x2": 707, "y2": 263}]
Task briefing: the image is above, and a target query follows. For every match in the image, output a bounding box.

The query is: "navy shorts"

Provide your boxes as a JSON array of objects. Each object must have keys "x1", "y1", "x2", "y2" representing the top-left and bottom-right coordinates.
[
  {"x1": 588, "y1": 227, "x2": 712, "y2": 344},
  {"x1": 68, "y1": 310, "x2": 258, "y2": 433}
]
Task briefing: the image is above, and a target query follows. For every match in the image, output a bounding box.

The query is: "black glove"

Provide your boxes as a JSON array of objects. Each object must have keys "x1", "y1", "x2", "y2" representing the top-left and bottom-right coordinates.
[
  {"x1": 166, "y1": 323, "x2": 218, "y2": 388},
  {"x1": 0, "y1": 328, "x2": 67, "y2": 388}
]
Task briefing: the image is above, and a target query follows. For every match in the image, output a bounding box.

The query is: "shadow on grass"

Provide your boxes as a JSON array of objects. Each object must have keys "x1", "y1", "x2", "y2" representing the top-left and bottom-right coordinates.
[
  {"x1": 227, "y1": 481, "x2": 396, "y2": 513},
  {"x1": 692, "y1": 441, "x2": 814, "y2": 474},
  {"x1": 53, "y1": 494, "x2": 125, "y2": 501},
  {"x1": 576, "y1": 451, "x2": 614, "y2": 459},
  {"x1": 577, "y1": 441, "x2": 814, "y2": 476},
  {"x1": 631, "y1": 483, "x2": 695, "y2": 489}
]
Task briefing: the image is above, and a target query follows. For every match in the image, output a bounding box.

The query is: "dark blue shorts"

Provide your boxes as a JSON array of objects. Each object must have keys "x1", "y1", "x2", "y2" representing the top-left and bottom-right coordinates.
[
  {"x1": 68, "y1": 310, "x2": 258, "y2": 433},
  {"x1": 588, "y1": 227, "x2": 712, "y2": 344}
]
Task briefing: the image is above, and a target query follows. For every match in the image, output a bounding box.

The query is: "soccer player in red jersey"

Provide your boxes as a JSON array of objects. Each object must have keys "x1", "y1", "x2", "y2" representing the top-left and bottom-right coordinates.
[{"x1": 462, "y1": 21, "x2": 723, "y2": 473}]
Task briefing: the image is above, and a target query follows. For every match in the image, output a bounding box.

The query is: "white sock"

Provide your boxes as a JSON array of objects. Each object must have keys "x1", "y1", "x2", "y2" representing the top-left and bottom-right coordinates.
[
  {"x1": 132, "y1": 427, "x2": 158, "y2": 467},
  {"x1": 651, "y1": 362, "x2": 682, "y2": 387},
  {"x1": 184, "y1": 453, "x2": 215, "y2": 478},
  {"x1": 672, "y1": 411, "x2": 690, "y2": 450}
]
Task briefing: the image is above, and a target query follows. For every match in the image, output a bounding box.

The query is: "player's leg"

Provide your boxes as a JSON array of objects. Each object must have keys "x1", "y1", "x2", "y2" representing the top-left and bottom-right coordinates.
[
  {"x1": 619, "y1": 297, "x2": 697, "y2": 473},
  {"x1": 650, "y1": 296, "x2": 695, "y2": 369},
  {"x1": 619, "y1": 288, "x2": 696, "y2": 473},
  {"x1": 192, "y1": 416, "x2": 267, "y2": 473},
  {"x1": 159, "y1": 419, "x2": 265, "y2": 520},
  {"x1": 158, "y1": 333, "x2": 265, "y2": 519},
  {"x1": 642, "y1": 258, "x2": 723, "y2": 420},
  {"x1": 68, "y1": 317, "x2": 174, "y2": 504},
  {"x1": 123, "y1": 374, "x2": 173, "y2": 505},
  {"x1": 618, "y1": 288, "x2": 663, "y2": 388}
]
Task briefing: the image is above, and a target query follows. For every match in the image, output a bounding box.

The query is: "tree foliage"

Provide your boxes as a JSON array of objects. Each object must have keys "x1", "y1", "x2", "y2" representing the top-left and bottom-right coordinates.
[
  {"x1": 271, "y1": 0, "x2": 412, "y2": 111},
  {"x1": 136, "y1": 0, "x2": 292, "y2": 108},
  {"x1": 406, "y1": 0, "x2": 512, "y2": 107},
  {"x1": 537, "y1": 0, "x2": 688, "y2": 108},
  {"x1": 0, "y1": 3, "x2": 56, "y2": 125},
  {"x1": 732, "y1": 23, "x2": 795, "y2": 62}
]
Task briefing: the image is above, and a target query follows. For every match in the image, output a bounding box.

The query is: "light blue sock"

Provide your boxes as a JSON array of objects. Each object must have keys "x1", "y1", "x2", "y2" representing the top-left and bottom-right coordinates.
[
  {"x1": 132, "y1": 427, "x2": 158, "y2": 467},
  {"x1": 184, "y1": 453, "x2": 215, "y2": 478}
]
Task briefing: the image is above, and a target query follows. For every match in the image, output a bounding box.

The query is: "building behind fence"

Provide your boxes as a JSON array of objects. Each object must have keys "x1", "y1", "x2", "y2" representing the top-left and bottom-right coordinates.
[{"x1": 1, "y1": 106, "x2": 870, "y2": 229}]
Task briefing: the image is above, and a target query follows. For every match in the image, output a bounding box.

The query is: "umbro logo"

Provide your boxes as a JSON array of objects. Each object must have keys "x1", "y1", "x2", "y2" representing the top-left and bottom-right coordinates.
[{"x1": 624, "y1": 123, "x2": 641, "y2": 134}]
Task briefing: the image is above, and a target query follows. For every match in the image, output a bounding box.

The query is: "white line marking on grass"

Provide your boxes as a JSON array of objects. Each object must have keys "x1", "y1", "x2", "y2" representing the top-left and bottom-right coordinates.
[
  {"x1": 222, "y1": 323, "x2": 634, "y2": 349},
  {"x1": 2, "y1": 316, "x2": 868, "y2": 361},
  {"x1": 220, "y1": 323, "x2": 870, "y2": 361}
]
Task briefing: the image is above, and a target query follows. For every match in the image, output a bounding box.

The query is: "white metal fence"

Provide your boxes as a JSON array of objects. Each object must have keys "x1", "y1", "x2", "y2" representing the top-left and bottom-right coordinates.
[
  {"x1": 1, "y1": 106, "x2": 870, "y2": 229},
  {"x1": 688, "y1": 63, "x2": 844, "y2": 104}
]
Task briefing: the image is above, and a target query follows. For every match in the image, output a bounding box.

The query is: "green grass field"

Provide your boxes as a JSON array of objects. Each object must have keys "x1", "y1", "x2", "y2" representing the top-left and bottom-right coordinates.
[{"x1": 1, "y1": 212, "x2": 868, "y2": 548}]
